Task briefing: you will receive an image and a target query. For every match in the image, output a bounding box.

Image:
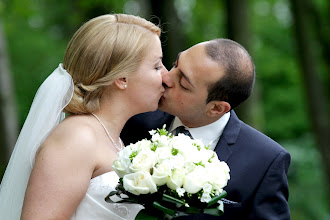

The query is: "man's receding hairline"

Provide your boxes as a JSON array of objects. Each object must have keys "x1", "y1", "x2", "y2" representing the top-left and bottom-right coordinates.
[{"x1": 205, "y1": 39, "x2": 254, "y2": 77}]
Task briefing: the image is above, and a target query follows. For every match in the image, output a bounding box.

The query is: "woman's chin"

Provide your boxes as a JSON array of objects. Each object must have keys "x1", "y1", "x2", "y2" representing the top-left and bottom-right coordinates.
[
  {"x1": 137, "y1": 104, "x2": 157, "y2": 114},
  {"x1": 149, "y1": 105, "x2": 158, "y2": 112}
]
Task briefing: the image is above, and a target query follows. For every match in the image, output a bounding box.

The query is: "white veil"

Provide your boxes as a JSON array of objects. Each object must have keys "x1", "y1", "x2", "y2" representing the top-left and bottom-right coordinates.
[{"x1": 0, "y1": 64, "x2": 74, "y2": 219}]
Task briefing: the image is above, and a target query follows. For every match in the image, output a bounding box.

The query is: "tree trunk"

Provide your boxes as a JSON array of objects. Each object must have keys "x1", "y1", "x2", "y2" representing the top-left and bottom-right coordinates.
[
  {"x1": 0, "y1": 21, "x2": 19, "y2": 167},
  {"x1": 149, "y1": 0, "x2": 186, "y2": 67},
  {"x1": 289, "y1": 0, "x2": 330, "y2": 200},
  {"x1": 224, "y1": 0, "x2": 264, "y2": 130},
  {"x1": 305, "y1": 0, "x2": 330, "y2": 87}
]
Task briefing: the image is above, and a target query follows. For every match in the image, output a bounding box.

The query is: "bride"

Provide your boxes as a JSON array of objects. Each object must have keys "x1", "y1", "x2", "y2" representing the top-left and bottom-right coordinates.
[{"x1": 0, "y1": 14, "x2": 166, "y2": 219}]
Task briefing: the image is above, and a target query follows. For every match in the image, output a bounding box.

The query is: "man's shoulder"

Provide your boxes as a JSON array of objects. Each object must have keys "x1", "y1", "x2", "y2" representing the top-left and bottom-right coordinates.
[
  {"x1": 126, "y1": 110, "x2": 174, "y2": 128},
  {"x1": 225, "y1": 111, "x2": 288, "y2": 155},
  {"x1": 236, "y1": 119, "x2": 289, "y2": 156},
  {"x1": 121, "y1": 110, "x2": 174, "y2": 145}
]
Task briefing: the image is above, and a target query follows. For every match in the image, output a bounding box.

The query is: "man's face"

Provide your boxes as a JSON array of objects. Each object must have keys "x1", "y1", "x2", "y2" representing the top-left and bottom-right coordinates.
[{"x1": 159, "y1": 42, "x2": 223, "y2": 127}]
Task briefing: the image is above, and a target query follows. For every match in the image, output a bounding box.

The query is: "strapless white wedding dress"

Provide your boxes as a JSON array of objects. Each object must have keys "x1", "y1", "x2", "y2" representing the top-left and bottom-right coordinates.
[{"x1": 70, "y1": 171, "x2": 144, "y2": 220}]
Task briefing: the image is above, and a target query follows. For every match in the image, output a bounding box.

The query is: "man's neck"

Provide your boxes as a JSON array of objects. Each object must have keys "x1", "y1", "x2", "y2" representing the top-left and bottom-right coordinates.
[{"x1": 179, "y1": 115, "x2": 223, "y2": 128}]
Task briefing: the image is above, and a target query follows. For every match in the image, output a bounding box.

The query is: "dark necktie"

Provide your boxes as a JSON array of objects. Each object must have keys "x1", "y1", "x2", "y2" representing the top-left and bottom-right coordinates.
[{"x1": 174, "y1": 126, "x2": 193, "y2": 139}]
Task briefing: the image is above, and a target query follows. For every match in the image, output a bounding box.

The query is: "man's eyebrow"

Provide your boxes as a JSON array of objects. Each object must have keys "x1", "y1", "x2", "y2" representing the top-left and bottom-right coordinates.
[
  {"x1": 177, "y1": 52, "x2": 194, "y2": 88},
  {"x1": 180, "y1": 71, "x2": 194, "y2": 88}
]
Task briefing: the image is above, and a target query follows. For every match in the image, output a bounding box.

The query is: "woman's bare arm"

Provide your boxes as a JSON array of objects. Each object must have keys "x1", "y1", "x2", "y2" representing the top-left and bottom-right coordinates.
[{"x1": 21, "y1": 121, "x2": 98, "y2": 220}]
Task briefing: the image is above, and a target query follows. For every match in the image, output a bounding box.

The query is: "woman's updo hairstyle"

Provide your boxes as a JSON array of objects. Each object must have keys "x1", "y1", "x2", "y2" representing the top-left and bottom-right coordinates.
[{"x1": 63, "y1": 14, "x2": 161, "y2": 114}]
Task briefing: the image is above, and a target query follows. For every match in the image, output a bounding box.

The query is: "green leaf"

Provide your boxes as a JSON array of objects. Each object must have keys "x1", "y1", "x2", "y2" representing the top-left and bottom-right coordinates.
[
  {"x1": 105, "y1": 196, "x2": 137, "y2": 204},
  {"x1": 207, "y1": 191, "x2": 227, "y2": 208},
  {"x1": 150, "y1": 143, "x2": 158, "y2": 151},
  {"x1": 107, "y1": 190, "x2": 118, "y2": 197},
  {"x1": 135, "y1": 209, "x2": 158, "y2": 220},
  {"x1": 129, "y1": 151, "x2": 138, "y2": 161},
  {"x1": 153, "y1": 201, "x2": 176, "y2": 216},
  {"x1": 192, "y1": 142, "x2": 201, "y2": 150},
  {"x1": 157, "y1": 125, "x2": 169, "y2": 136},
  {"x1": 193, "y1": 161, "x2": 205, "y2": 167},
  {"x1": 203, "y1": 208, "x2": 224, "y2": 216},
  {"x1": 162, "y1": 194, "x2": 184, "y2": 207},
  {"x1": 208, "y1": 153, "x2": 215, "y2": 163},
  {"x1": 185, "y1": 207, "x2": 202, "y2": 214},
  {"x1": 171, "y1": 148, "x2": 179, "y2": 155}
]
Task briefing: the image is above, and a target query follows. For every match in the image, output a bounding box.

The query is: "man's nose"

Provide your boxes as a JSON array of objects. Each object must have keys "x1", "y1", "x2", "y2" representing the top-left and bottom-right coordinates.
[{"x1": 162, "y1": 69, "x2": 174, "y2": 88}]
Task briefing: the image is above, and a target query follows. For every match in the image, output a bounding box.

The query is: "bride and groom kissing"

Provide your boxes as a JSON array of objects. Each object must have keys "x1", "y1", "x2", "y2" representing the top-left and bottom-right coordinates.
[{"x1": 0, "y1": 13, "x2": 290, "y2": 220}]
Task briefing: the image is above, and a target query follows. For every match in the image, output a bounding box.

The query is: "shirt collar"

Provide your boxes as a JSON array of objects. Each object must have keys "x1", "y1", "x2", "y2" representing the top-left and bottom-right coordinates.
[{"x1": 169, "y1": 112, "x2": 231, "y2": 147}]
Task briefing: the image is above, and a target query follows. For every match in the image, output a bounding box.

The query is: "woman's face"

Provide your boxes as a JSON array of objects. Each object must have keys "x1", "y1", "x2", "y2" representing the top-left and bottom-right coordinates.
[{"x1": 128, "y1": 34, "x2": 166, "y2": 112}]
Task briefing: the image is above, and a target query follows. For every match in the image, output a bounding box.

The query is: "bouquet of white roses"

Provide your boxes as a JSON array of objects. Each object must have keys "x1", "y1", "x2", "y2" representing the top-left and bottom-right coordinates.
[{"x1": 106, "y1": 125, "x2": 230, "y2": 219}]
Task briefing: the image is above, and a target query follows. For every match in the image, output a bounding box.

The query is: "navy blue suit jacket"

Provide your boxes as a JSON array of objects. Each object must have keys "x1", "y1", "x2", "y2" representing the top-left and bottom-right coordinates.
[{"x1": 121, "y1": 110, "x2": 291, "y2": 220}]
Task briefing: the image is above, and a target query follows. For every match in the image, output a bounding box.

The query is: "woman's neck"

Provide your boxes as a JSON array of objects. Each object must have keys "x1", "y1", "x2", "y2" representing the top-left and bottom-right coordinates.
[{"x1": 94, "y1": 93, "x2": 137, "y2": 139}]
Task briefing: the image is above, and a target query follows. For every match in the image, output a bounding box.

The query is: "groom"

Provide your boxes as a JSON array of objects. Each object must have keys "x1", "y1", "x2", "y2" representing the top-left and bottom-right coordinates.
[{"x1": 121, "y1": 39, "x2": 291, "y2": 219}]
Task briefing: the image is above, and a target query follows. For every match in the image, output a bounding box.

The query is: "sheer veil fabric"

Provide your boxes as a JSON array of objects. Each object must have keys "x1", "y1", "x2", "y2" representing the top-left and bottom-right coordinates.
[{"x1": 0, "y1": 64, "x2": 74, "y2": 219}]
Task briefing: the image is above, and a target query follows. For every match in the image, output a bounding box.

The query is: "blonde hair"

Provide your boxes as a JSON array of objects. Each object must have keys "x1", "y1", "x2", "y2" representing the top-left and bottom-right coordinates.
[{"x1": 63, "y1": 14, "x2": 161, "y2": 114}]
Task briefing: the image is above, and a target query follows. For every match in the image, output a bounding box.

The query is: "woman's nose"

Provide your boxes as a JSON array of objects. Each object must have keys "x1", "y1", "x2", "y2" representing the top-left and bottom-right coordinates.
[{"x1": 161, "y1": 65, "x2": 168, "y2": 75}]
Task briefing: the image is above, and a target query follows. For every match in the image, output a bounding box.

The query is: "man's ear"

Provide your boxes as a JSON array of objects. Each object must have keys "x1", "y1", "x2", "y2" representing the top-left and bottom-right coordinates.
[
  {"x1": 206, "y1": 101, "x2": 231, "y2": 117},
  {"x1": 113, "y1": 77, "x2": 127, "y2": 90}
]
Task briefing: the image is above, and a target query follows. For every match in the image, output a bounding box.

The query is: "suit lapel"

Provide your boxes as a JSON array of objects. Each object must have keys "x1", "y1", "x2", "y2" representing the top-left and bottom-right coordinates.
[
  {"x1": 215, "y1": 138, "x2": 233, "y2": 162},
  {"x1": 215, "y1": 110, "x2": 241, "y2": 162},
  {"x1": 156, "y1": 110, "x2": 241, "y2": 162}
]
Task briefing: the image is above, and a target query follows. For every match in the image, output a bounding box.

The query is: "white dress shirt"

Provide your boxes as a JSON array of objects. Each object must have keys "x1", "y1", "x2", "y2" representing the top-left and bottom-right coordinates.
[{"x1": 169, "y1": 112, "x2": 231, "y2": 151}]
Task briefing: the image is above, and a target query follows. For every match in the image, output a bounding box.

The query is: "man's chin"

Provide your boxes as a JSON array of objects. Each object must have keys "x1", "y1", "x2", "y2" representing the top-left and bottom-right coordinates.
[
  {"x1": 158, "y1": 99, "x2": 165, "y2": 110},
  {"x1": 158, "y1": 99, "x2": 169, "y2": 112}
]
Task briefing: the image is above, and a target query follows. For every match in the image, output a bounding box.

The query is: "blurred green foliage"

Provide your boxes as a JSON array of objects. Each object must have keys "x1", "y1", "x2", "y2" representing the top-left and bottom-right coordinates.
[
  {"x1": 0, "y1": 0, "x2": 329, "y2": 219},
  {"x1": 284, "y1": 136, "x2": 329, "y2": 220}
]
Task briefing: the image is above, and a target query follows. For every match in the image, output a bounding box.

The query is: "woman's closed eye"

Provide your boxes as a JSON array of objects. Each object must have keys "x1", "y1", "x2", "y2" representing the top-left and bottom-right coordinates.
[{"x1": 155, "y1": 66, "x2": 162, "y2": 70}]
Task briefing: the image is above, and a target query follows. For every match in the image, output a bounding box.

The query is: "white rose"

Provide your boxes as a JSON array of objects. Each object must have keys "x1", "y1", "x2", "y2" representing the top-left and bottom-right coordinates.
[
  {"x1": 167, "y1": 168, "x2": 185, "y2": 190},
  {"x1": 205, "y1": 160, "x2": 230, "y2": 191},
  {"x1": 184, "y1": 161, "x2": 197, "y2": 173},
  {"x1": 152, "y1": 155, "x2": 184, "y2": 187},
  {"x1": 172, "y1": 136, "x2": 200, "y2": 162},
  {"x1": 123, "y1": 171, "x2": 157, "y2": 195},
  {"x1": 207, "y1": 151, "x2": 219, "y2": 163},
  {"x1": 172, "y1": 134, "x2": 193, "y2": 149},
  {"x1": 135, "y1": 139, "x2": 152, "y2": 151},
  {"x1": 152, "y1": 133, "x2": 171, "y2": 148},
  {"x1": 191, "y1": 139, "x2": 205, "y2": 149},
  {"x1": 112, "y1": 147, "x2": 132, "y2": 177},
  {"x1": 198, "y1": 148, "x2": 216, "y2": 164},
  {"x1": 155, "y1": 146, "x2": 172, "y2": 163},
  {"x1": 112, "y1": 158, "x2": 131, "y2": 178},
  {"x1": 152, "y1": 163, "x2": 170, "y2": 186},
  {"x1": 183, "y1": 166, "x2": 209, "y2": 194},
  {"x1": 118, "y1": 146, "x2": 133, "y2": 158},
  {"x1": 168, "y1": 154, "x2": 185, "y2": 170},
  {"x1": 126, "y1": 143, "x2": 139, "y2": 152},
  {"x1": 130, "y1": 149, "x2": 156, "y2": 173}
]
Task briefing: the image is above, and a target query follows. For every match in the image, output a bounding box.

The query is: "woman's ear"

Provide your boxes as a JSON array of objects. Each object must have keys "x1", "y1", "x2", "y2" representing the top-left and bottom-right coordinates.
[
  {"x1": 206, "y1": 101, "x2": 231, "y2": 117},
  {"x1": 113, "y1": 77, "x2": 127, "y2": 90}
]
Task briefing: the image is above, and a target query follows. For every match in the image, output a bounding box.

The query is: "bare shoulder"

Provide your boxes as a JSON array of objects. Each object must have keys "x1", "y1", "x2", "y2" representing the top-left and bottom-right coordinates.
[
  {"x1": 22, "y1": 115, "x2": 101, "y2": 219},
  {"x1": 36, "y1": 114, "x2": 118, "y2": 179},
  {"x1": 37, "y1": 115, "x2": 99, "y2": 160}
]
